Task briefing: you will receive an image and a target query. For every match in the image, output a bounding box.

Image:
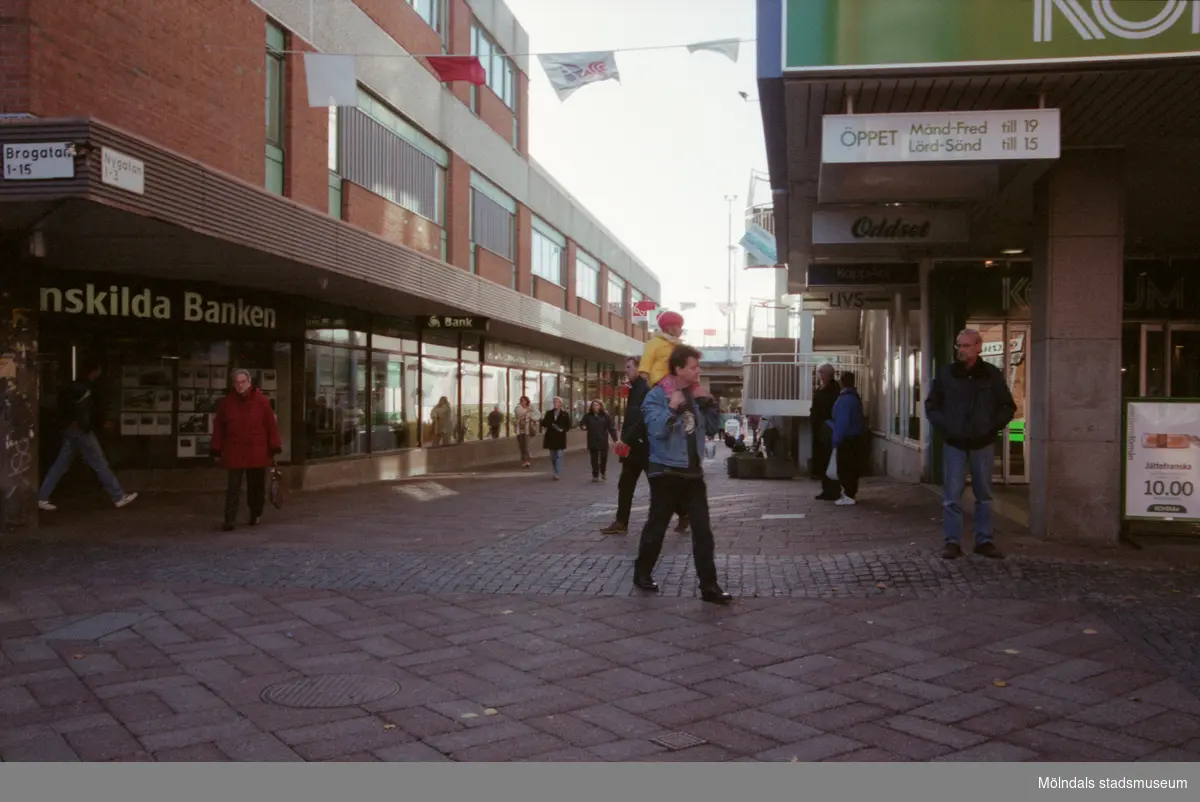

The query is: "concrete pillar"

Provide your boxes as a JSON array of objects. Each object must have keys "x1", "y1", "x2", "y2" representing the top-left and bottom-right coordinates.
[
  {"x1": 918, "y1": 259, "x2": 933, "y2": 482},
  {"x1": 1029, "y1": 150, "x2": 1125, "y2": 544}
]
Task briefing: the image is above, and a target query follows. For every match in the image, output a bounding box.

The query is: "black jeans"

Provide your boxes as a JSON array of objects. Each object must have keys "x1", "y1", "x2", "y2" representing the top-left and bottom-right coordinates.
[
  {"x1": 225, "y1": 468, "x2": 266, "y2": 525},
  {"x1": 813, "y1": 429, "x2": 840, "y2": 497},
  {"x1": 589, "y1": 447, "x2": 609, "y2": 478},
  {"x1": 836, "y1": 435, "x2": 862, "y2": 499},
  {"x1": 615, "y1": 449, "x2": 687, "y2": 526},
  {"x1": 635, "y1": 474, "x2": 718, "y2": 586}
]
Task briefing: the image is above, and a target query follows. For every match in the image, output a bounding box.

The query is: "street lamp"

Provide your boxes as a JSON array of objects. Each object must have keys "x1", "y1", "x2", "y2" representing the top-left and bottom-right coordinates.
[{"x1": 723, "y1": 194, "x2": 737, "y2": 348}]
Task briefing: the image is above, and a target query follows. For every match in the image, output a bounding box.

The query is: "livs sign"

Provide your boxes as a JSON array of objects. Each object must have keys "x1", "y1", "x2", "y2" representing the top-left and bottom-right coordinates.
[{"x1": 40, "y1": 284, "x2": 278, "y2": 328}]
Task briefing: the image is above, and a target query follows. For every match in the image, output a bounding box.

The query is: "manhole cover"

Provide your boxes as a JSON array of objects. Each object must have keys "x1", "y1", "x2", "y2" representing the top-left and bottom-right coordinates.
[
  {"x1": 261, "y1": 674, "x2": 400, "y2": 708},
  {"x1": 649, "y1": 731, "x2": 708, "y2": 751}
]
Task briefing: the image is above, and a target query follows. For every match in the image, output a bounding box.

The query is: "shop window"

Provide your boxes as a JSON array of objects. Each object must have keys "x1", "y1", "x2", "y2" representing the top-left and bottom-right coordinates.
[
  {"x1": 570, "y1": 372, "x2": 586, "y2": 425},
  {"x1": 460, "y1": 362, "x2": 482, "y2": 442},
  {"x1": 524, "y1": 371, "x2": 541, "y2": 416},
  {"x1": 305, "y1": 344, "x2": 368, "y2": 459},
  {"x1": 421, "y1": 329, "x2": 458, "y2": 360},
  {"x1": 421, "y1": 357, "x2": 458, "y2": 447},
  {"x1": 510, "y1": 369, "x2": 530, "y2": 419},
  {"x1": 234, "y1": 341, "x2": 293, "y2": 462},
  {"x1": 541, "y1": 372, "x2": 559, "y2": 415},
  {"x1": 483, "y1": 365, "x2": 510, "y2": 437},
  {"x1": 370, "y1": 351, "x2": 418, "y2": 452},
  {"x1": 576, "y1": 252, "x2": 600, "y2": 305}
]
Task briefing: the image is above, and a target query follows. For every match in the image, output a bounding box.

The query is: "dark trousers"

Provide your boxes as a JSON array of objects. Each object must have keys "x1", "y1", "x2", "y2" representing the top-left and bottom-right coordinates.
[
  {"x1": 225, "y1": 468, "x2": 266, "y2": 524},
  {"x1": 615, "y1": 450, "x2": 687, "y2": 526},
  {"x1": 813, "y1": 430, "x2": 839, "y2": 497},
  {"x1": 589, "y1": 447, "x2": 609, "y2": 478},
  {"x1": 634, "y1": 474, "x2": 718, "y2": 586},
  {"x1": 836, "y1": 435, "x2": 862, "y2": 499}
]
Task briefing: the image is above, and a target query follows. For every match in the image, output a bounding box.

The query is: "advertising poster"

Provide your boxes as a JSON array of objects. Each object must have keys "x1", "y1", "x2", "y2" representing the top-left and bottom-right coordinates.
[{"x1": 1124, "y1": 401, "x2": 1200, "y2": 522}]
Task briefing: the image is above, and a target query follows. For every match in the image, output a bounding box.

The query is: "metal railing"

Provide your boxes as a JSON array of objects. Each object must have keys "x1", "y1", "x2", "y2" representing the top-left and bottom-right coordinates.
[{"x1": 742, "y1": 352, "x2": 869, "y2": 417}]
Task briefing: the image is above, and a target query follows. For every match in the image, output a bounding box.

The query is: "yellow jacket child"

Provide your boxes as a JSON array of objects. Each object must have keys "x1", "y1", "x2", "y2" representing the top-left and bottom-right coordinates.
[{"x1": 638, "y1": 311, "x2": 702, "y2": 396}]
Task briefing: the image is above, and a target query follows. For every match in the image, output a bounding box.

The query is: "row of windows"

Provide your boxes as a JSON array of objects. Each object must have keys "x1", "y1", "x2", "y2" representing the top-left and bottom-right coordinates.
[{"x1": 266, "y1": 21, "x2": 647, "y2": 317}]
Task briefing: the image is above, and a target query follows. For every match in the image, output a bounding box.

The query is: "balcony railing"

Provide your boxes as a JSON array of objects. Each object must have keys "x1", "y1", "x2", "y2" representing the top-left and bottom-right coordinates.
[{"x1": 742, "y1": 352, "x2": 869, "y2": 417}]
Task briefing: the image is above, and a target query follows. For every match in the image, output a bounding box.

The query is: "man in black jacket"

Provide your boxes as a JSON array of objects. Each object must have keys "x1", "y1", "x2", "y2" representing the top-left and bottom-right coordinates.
[
  {"x1": 601, "y1": 356, "x2": 689, "y2": 535},
  {"x1": 925, "y1": 329, "x2": 1016, "y2": 560},
  {"x1": 811, "y1": 363, "x2": 841, "y2": 500}
]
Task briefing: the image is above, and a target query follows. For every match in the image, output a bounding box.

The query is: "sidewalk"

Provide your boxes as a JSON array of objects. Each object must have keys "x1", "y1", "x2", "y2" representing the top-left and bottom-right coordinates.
[{"x1": 2, "y1": 449, "x2": 1200, "y2": 761}]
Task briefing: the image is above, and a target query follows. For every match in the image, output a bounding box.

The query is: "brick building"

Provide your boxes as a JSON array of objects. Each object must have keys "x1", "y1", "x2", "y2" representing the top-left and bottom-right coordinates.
[{"x1": 0, "y1": 0, "x2": 660, "y2": 522}]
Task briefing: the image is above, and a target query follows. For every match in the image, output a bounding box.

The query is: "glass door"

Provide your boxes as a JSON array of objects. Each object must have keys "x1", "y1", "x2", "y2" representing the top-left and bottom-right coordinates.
[
  {"x1": 1141, "y1": 323, "x2": 1200, "y2": 398},
  {"x1": 967, "y1": 319, "x2": 1029, "y2": 485}
]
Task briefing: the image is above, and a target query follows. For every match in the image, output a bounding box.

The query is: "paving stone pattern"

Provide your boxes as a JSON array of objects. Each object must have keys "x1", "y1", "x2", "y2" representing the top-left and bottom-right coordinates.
[{"x1": 2, "y1": 450, "x2": 1199, "y2": 761}]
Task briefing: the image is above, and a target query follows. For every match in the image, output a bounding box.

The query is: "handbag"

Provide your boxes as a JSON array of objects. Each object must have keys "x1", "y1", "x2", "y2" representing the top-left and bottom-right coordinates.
[
  {"x1": 825, "y1": 447, "x2": 839, "y2": 481},
  {"x1": 268, "y1": 461, "x2": 285, "y2": 509}
]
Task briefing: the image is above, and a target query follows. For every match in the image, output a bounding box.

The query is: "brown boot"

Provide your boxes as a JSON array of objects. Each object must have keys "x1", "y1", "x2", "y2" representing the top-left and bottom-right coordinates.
[{"x1": 601, "y1": 521, "x2": 628, "y2": 535}]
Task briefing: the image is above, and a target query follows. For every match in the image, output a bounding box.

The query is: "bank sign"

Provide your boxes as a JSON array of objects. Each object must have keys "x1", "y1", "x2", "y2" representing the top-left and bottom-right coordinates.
[
  {"x1": 783, "y1": 0, "x2": 1200, "y2": 72},
  {"x1": 39, "y1": 284, "x2": 279, "y2": 329},
  {"x1": 823, "y1": 109, "x2": 1061, "y2": 163}
]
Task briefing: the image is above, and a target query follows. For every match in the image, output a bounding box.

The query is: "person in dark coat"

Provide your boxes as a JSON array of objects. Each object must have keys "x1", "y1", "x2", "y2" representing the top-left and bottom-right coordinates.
[
  {"x1": 601, "y1": 356, "x2": 690, "y2": 535},
  {"x1": 38, "y1": 360, "x2": 138, "y2": 511},
  {"x1": 811, "y1": 363, "x2": 841, "y2": 500},
  {"x1": 487, "y1": 406, "x2": 504, "y2": 438},
  {"x1": 925, "y1": 328, "x2": 1016, "y2": 560},
  {"x1": 579, "y1": 400, "x2": 618, "y2": 482},
  {"x1": 211, "y1": 368, "x2": 282, "y2": 531},
  {"x1": 540, "y1": 396, "x2": 571, "y2": 481}
]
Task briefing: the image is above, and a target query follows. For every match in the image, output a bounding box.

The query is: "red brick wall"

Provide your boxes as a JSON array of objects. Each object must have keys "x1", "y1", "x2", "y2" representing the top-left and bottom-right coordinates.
[
  {"x1": 477, "y1": 85, "x2": 514, "y2": 147},
  {"x1": 576, "y1": 299, "x2": 601, "y2": 324},
  {"x1": 446, "y1": 154, "x2": 471, "y2": 270},
  {"x1": 28, "y1": 0, "x2": 264, "y2": 185},
  {"x1": 475, "y1": 247, "x2": 514, "y2": 288},
  {"x1": 354, "y1": 0, "x2": 443, "y2": 60},
  {"x1": 446, "y1": 0, "x2": 473, "y2": 106},
  {"x1": 533, "y1": 277, "x2": 565, "y2": 308},
  {"x1": 515, "y1": 204, "x2": 532, "y2": 294},
  {"x1": 284, "y1": 34, "x2": 331, "y2": 211},
  {"x1": 0, "y1": 0, "x2": 30, "y2": 115},
  {"x1": 343, "y1": 182, "x2": 442, "y2": 260}
]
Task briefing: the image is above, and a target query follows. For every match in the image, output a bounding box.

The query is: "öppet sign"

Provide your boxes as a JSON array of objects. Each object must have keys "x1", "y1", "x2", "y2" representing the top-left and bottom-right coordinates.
[
  {"x1": 822, "y1": 109, "x2": 1061, "y2": 164},
  {"x1": 1123, "y1": 399, "x2": 1200, "y2": 522}
]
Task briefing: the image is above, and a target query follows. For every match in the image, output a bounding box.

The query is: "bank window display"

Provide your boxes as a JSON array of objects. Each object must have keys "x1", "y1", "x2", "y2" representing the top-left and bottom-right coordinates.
[
  {"x1": 370, "y1": 351, "x2": 418, "y2": 452},
  {"x1": 460, "y1": 362, "x2": 483, "y2": 442},
  {"x1": 305, "y1": 344, "x2": 368, "y2": 459},
  {"x1": 524, "y1": 371, "x2": 541, "y2": 415},
  {"x1": 421, "y1": 357, "x2": 459, "y2": 446},
  {"x1": 509, "y1": 369, "x2": 530, "y2": 421},
  {"x1": 483, "y1": 366, "x2": 509, "y2": 437}
]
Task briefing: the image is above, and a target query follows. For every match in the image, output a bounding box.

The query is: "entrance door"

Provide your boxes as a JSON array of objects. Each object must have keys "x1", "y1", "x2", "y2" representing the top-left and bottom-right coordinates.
[
  {"x1": 966, "y1": 319, "x2": 1030, "y2": 486},
  {"x1": 1139, "y1": 323, "x2": 1200, "y2": 397}
]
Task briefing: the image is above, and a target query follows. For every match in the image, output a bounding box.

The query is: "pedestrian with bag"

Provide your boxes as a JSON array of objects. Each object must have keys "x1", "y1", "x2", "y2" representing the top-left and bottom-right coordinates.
[
  {"x1": 540, "y1": 396, "x2": 571, "y2": 481},
  {"x1": 513, "y1": 395, "x2": 537, "y2": 468},
  {"x1": 579, "y1": 399, "x2": 618, "y2": 482},
  {"x1": 211, "y1": 369, "x2": 282, "y2": 531},
  {"x1": 825, "y1": 371, "x2": 866, "y2": 506},
  {"x1": 811, "y1": 363, "x2": 841, "y2": 500}
]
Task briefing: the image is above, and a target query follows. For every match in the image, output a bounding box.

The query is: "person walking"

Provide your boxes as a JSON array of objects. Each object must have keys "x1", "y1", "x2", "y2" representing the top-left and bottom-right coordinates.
[
  {"x1": 601, "y1": 356, "x2": 690, "y2": 535},
  {"x1": 210, "y1": 368, "x2": 282, "y2": 531},
  {"x1": 580, "y1": 400, "x2": 617, "y2": 482},
  {"x1": 487, "y1": 406, "x2": 503, "y2": 439},
  {"x1": 513, "y1": 395, "x2": 537, "y2": 468},
  {"x1": 924, "y1": 328, "x2": 1016, "y2": 560},
  {"x1": 633, "y1": 345, "x2": 732, "y2": 604},
  {"x1": 811, "y1": 363, "x2": 841, "y2": 500},
  {"x1": 827, "y1": 371, "x2": 866, "y2": 506},
  {"x1": 540, "y1": 396, "x2": 571, "y2": 481},
  {"x1": 37, "y1": 360, "x2": 138, "y2": 511}
]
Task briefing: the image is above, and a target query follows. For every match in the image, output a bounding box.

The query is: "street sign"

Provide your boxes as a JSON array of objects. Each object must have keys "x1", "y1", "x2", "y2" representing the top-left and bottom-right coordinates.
[
  {"x1": 807, "y1": 262, "x2": 920, "y2": 287},
  {"x1": 2, "y1": 142, "x2": 76, "y2": 180},
  {"x1": 822, "y1": 109, "x2": 1061, "y2": 164},
  {"x1": 420, "y1": 314, "x2": 489, "y2": 332},
  {"x1": 632, "y1": 300, "x2": 657, "y2": 322}
]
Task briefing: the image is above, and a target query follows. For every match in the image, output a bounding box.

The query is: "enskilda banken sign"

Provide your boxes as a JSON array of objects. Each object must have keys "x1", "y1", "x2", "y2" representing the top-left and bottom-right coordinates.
[{"x1": 40, "y1": 284, "x2": 278, "y2": 328}]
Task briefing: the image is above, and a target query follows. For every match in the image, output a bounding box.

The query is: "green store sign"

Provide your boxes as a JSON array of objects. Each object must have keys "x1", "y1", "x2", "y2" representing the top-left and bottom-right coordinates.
[{"x1": 785, "y1": 0, "x2": 1200, "y2": 72}]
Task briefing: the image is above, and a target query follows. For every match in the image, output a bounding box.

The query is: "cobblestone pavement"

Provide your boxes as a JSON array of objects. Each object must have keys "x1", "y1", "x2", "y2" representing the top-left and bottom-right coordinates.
[{"x1": 2, "y1": 450, "x2": 1200, "y2": 761}]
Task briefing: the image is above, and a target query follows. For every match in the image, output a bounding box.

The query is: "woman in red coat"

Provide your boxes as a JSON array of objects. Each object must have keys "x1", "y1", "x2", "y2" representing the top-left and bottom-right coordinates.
[{"x1": 210, "y1": 369, "x2": 282, "y2": 531}]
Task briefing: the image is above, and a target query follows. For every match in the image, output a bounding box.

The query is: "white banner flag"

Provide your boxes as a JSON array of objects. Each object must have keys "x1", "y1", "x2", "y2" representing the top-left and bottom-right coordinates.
[
  {"x1": 679, "y1": 302, "x2": 697, "y2": 311},
  {"x1": 303, "y1": 53, "x2": 359, "y2": 107},
  {"x1": 538, "y1": 51, "x2": 620, "y2": 101},
  {"x1": 686, "y1": 38, "x2": 740, "y2": 62}
]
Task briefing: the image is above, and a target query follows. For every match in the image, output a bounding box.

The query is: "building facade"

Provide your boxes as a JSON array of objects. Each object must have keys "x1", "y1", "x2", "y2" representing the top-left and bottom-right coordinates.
[
  {"x1": 755, "y1": 0, "x2": 1200, "y2": 545},
  {"x1": 0, "y1": 0, "x2": 660, "y2": 524}
]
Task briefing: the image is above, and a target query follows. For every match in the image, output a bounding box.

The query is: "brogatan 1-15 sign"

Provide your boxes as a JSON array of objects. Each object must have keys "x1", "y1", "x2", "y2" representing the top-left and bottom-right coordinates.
[{"x1": 783, "y1": 0, "x2": 1200, "y2": 73}]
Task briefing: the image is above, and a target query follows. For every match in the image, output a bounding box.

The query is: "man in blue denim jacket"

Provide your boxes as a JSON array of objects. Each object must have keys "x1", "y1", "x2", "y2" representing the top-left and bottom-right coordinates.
[{"x1": 632, "y1": 345, "x2": 732, "y2": 604}]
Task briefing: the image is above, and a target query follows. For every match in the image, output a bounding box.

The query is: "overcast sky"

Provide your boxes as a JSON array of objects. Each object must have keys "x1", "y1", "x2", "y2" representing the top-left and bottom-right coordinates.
[{"x1": 504, "y1": 0, "x2": 773, "y2": 347}]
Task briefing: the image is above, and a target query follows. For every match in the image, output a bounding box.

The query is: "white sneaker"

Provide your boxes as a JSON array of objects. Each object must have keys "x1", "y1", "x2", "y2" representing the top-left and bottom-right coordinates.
[
  {"x1": 37, "y1": 500, "x2": 56, "y2": 511},
  {"x1": 114, "y1": 493, "x2": 138, "y2": 508},
  {"x1": 835, "y1": 495, "x2": 856, "y2": 506}
]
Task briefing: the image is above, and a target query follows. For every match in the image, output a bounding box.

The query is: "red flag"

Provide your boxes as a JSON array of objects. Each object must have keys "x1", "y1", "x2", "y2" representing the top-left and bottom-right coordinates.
[{"x1": 426, "y1": 56, "x2": 486, "y2": 85}]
